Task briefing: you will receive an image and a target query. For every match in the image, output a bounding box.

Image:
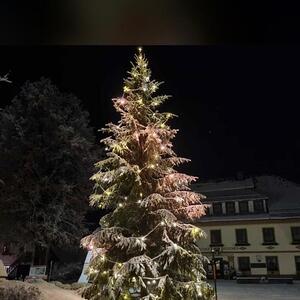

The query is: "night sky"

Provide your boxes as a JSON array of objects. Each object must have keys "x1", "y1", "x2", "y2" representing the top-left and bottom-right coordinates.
[{"x1": 0, "y1": 46, "x2": 299, "y2": 183}]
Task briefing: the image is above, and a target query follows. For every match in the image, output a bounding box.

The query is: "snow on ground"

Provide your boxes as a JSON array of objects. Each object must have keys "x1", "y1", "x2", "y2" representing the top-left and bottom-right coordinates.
[
  {"x1": 211, "y1": 280, "x2": 300, "y2": 300},
  {"x1": 0, "y1": 279, "x2": 85, "y2": 300}
]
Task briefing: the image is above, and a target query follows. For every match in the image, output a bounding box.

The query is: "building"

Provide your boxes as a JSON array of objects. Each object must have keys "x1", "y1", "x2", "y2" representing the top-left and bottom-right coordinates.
[{"x1": 193, "y1": 176, "x2": 300, "y2": 278}]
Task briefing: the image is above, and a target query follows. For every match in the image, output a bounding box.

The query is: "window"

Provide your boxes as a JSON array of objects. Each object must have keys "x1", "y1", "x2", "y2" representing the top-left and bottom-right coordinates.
[
  {"x1": 238, "y1": 257, "x2": 250, "y2": 271},
  {"x1": 266, "y1": 256, "x2": 279, "y2": 273},
  {"x1": 226, "y1": 202, "x2": 235, "y2": 215},
  {"x1": 212, "y1": 202, "x2": 223, "y2": 216},
  {"x1": 291, "y1": 227, "x2": 300, "y2": 244},
  {"x1": 236, "y1": 229, "x2": 249, "y2": 245},
  {"x1": 239, "y1": 201, "x2": 249, "y2": 214},
  {"x1": 210, "y1": 230, "x2": 222, "y2": 246},
  {"x1": 295, "y1": 256, "x2": 300, "y2": 274},
  {"x1": 262, "y1": 228, "x2": 276, "y2": 244},
  {"x1": 253, "y1": 200, "x2": 264, "y2": 213}
]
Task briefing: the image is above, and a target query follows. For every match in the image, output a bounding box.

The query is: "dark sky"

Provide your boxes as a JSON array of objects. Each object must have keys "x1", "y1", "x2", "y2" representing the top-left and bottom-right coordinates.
[{"x1": 0, "y1": 46, "x2": 300, "y2": 183}]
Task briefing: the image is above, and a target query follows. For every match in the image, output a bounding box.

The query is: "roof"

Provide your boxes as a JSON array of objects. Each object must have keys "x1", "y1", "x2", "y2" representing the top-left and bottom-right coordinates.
[
  {"x1": 193, "y1": 178, "x2": 267, "y2": 203},
  {"x1": 192, "y1": 176, "x2": 300, "y2": 220}
]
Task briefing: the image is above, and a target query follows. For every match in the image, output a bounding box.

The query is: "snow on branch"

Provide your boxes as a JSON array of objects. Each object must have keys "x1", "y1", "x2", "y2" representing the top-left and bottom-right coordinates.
[{"x1": 0, "y1": 73, "x2": 12, "y2": 83}]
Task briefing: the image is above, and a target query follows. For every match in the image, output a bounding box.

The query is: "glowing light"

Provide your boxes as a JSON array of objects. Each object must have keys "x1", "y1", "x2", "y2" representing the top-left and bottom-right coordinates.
[
  {"x1": 145, "y1": 76, "x2": 150, "y2": 82},
  {"x1": 138, "y1": 47, "x2": 142, "y2": 52},
  {"x1": 172, "y1": 222, "x2": 177, "y2": 227},
  {"x1": 153, "y1": 101, "x2": 159, "y2": 106},
  {"x1": 160, "y1": 145, "x2": 166, "y2": 151},
  {"x1": 105, "y1": 147, "x2": 109, "y2": 150},
  {"x1": 102, "y1": 271, "x2": 107, "y2": 275},
  {"x1": 137, "y1": 200, "x2": 142, "y2": 204},
  {"x1": 105, "y1": 191, "x2": 112, "y2": 196},
  {"x1": 147, "y1": 281, "x2": 151, "y2": 285},
  {"x1": 124, "y1": 196, "x2": 128, "y2": 200},
  {"x1": 139, "y1": 192, "x2": 143, "y2": 197},
  {"x1": 119, "y1": 97, "x2": 126, "y2": 105},
  {"x1": 149, "y1": 164, "x2": 155, "y2": 169},
  {"x1": 141, "y1": 236, "x2": 146, "y2": 241},
  {"x1": 152, "y1": 279, "x2": 156, "y2": 284},
  {"x1": 160, "y1": 123, "x2": 166, "y2": 128},
  {"x1": 123, "y1": 86, "x2": 130, "y2": 92},
  {"x1": 142, "y1": 85, "x2": 147, "y2": 92},
  {"x1": 152, "y1": 84, "x2": 158, "y2": 91},
  {"x1": 173, "y1": 243, "x2": 178, "y2": 250},
  {"x1": 185, "y1": 284, "x2": 189, "y2": 288},
  {"x1": 167, "y1": 113, "x2": 172, "y2": 118},
  {"x1": 118, "y1": 263, "x2": 123, "y2": 267},
  {"x1": 118, "y1": 203, "x2": 123, "y2": 207},
  {"x1": 160, "y1": 221, "x2": 165, "y2": 226}
]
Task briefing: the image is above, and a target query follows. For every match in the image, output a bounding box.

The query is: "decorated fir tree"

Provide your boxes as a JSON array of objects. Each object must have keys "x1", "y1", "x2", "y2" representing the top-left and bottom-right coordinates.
[{"x1": 82, "y1": 48, "x2": 214, "y2": 300}]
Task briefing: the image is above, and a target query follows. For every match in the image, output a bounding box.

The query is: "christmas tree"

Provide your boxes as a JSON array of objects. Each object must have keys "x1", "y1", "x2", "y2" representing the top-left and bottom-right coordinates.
[{"x1": 82, "y1": 48, "x2": 214, "y2": 300}]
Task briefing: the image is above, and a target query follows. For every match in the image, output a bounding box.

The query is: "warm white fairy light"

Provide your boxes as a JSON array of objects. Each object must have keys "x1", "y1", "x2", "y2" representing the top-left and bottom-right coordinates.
[
  {"x1": 160, "y1": 221, "x2": 165, "y2": 225},
  {"x1": 119, "y1": 97, "x2": 126, "y2": 105},
  {"x1": 123, "y1": 86, "x2": 130, "y2": 92},
  {"x1": 118, "y1": 203, "x2": 123, "y2": 207},
  {"x1": 152, "y1": 279, "x2": 156, "y2": 284},
  {"x1": 105, "y1": 147, "x2": 109, "y2": 150},
  {"x1": 138, "y1": 47, "x2": 142, "y2": 53},
  {"x1": 139, "y1": 192, "x2": 143, "y2": 197},
  {"x1": 160, "y1": 145, "x2": 166, "y2": 151},
  {"x1": 137, "y1": 200, "x2": 142, "y2": 204},
  {"x1": 145, "y1": 76, "x2": 150, "y2": 82}
]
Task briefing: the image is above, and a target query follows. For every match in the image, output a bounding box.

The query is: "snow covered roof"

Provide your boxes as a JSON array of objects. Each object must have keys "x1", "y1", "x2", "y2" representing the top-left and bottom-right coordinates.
[{"x1": 192, "y1": 176, "x2": 300, "y2": 219}]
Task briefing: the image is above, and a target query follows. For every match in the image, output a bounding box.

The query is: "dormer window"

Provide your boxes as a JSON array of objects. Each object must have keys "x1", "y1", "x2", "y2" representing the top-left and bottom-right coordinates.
[
  {"x1": 239, "y1": 201, "x2": 249, "y2": 214},
  {"x1": 212, "y1": 202, "x2": 223, "y2": 216}
]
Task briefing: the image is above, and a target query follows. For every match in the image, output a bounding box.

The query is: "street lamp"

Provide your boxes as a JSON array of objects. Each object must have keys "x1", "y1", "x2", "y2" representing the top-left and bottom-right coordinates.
[{"x1": 211, "y1": 248, "x2": 218, "y2": 300}]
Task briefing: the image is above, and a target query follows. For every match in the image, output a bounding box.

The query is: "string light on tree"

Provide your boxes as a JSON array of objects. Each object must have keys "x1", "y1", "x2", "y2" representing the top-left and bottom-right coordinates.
[{"x1": 81, "y1": 48, "x2": 213, "y2": 300}]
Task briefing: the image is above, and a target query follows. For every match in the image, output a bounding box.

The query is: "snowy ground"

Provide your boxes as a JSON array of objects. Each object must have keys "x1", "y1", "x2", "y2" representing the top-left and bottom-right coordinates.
[
  {"x1": 211, "y1": 280, "x2": 300, "y2": 300},
  {"x1": 0, "y1": 279, "x2": 84, "y2": 300}
]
